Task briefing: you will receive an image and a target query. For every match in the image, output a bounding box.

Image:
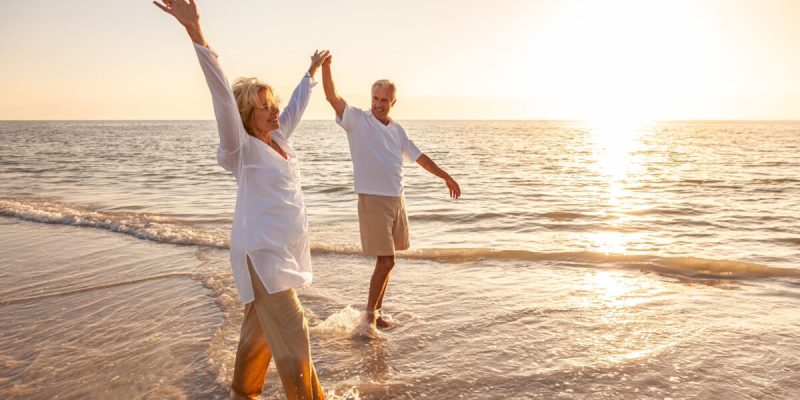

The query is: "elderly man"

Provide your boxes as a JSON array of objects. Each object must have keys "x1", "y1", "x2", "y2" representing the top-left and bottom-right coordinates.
[{"x1": 321, "y1": 54, "x2": 461, "y2": 332}]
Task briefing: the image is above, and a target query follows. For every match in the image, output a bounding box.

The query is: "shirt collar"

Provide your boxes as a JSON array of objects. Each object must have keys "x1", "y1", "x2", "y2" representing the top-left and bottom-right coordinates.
[{"x1": 369, "y1": 110, "x2": 394, "y2": 127}]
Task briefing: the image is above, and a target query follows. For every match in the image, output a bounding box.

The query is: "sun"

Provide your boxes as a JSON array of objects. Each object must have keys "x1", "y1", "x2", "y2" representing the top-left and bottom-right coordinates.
[{"x1": 520, "y1": 0, "x2": 724, "y2": 121}]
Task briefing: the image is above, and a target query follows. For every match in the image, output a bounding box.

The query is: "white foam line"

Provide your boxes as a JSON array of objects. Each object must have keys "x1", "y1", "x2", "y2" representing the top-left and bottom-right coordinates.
[
  {"x1": 3, "y1": 198, "x2": 797, "y2": 280},
  {"x1": 0, "y1": 199, "x2": 229, "y2": 248}
]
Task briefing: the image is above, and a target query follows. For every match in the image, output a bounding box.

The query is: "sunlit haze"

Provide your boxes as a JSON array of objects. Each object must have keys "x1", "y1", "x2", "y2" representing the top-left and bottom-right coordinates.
[{"x1": 1, "y1": 0, "x2": 799, "y2": 120}]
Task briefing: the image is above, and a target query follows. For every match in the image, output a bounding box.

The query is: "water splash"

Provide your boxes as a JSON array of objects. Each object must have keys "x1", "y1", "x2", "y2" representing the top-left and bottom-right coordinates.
[{"x1": 311, "y1": 306, "x2": 384, "y2": 340}]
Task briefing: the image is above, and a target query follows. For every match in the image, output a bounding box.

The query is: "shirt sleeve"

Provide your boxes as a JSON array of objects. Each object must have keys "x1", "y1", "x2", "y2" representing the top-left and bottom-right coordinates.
[
  {"x1": 400, "y1": 126, "x2": 422, "y2": 163},
  {"x1": 193, "y1": 43, "x2": 247, "y2": 172},
  {"x1": 274, "y1": 73, "x2": 317, "y2": 142},
  {"x1": 335, "y1": 103, "x2": 362, "y2": 133}
]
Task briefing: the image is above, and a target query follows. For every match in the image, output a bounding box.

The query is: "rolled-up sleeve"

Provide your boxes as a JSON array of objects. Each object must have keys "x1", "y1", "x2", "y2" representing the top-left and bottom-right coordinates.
[
  {"x1": 275, "y1": 73, "x2": 316, "y2": 141},
  {"x1": 194, "y1": 43, "x2": 247, "y2": 170},
  {"x1": 400, "y1": 127, "x2": 422, "y2": 163},
  {"x1": 335, "y1": 103, "x2": 362, "y2": 133}
]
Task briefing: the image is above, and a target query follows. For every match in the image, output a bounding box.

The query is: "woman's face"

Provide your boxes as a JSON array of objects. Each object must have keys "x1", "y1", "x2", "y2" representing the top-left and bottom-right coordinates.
[{"x1": 251, "y1": 88, "x2": 280, "y2": 136}]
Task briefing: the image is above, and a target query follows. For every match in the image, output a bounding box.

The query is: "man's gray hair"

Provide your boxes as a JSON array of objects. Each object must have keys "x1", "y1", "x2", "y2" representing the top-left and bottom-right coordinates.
[{"x1": 371, "y1": 79, "x2": 397, "y2": 99}]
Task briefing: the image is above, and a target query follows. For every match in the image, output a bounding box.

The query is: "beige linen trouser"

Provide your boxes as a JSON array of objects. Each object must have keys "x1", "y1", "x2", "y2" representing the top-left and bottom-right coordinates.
[{"x1": 231, "y1": 258, "x2": 324, "y2": 399}]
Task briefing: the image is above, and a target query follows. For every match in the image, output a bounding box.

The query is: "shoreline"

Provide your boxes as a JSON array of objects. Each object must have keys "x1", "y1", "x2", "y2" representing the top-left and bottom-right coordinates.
[{"x1": 2, "y1": 217, "x2": 800, "y2": 399}]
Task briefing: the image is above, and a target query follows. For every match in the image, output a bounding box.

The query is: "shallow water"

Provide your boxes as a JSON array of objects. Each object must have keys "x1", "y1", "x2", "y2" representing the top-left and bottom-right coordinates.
[{"x1": 1, "y1": 120, "x2": 799, "y2": 399}]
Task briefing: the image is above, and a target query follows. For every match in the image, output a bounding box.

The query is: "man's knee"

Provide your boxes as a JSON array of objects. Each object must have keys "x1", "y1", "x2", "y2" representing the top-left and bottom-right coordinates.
[{"x1": 377, "y1": 255, "x2": 395, "y2": 271}]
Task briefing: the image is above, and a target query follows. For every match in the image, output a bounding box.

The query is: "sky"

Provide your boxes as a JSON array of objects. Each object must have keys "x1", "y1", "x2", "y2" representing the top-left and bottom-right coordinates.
[{"x1": 1, "y1": 0, "x2": 799, "y2": 121}]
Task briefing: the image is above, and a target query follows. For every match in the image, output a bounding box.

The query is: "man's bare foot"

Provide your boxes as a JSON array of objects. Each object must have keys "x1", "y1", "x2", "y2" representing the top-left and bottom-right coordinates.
[
  {"x1": 376, "y1": 317, "x2": 397, "y2": 330},
  {"x1": 375, "y1": 309, "x2": 397, "y2": 330},
  {"x1": 358, "y1": 312, "x2": 381, "y2": 339},
  {"x1": 362, "y1": 323, "x2": 380, "y2": 339}
]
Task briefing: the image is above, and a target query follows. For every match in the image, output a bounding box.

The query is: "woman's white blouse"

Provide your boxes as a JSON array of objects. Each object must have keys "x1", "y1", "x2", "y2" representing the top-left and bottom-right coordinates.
[{"x1": 194, "y1": 43, "x2": 316, "y2": 303}]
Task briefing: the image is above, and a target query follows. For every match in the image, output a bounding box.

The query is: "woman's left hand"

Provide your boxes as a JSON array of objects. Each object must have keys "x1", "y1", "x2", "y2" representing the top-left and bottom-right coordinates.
[
  {"x1": 153, "y1": 0, "x2": 206, "y2": 46},
  {"x1": 154, "y1": 0, "x2": 200, "y2": 30}
]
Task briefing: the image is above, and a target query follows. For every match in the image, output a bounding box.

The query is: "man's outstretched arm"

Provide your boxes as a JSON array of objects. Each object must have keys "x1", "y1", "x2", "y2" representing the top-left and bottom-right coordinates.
[
  {"x1": 416, "y1": 154, "x2": 461, "y2": 199},
  {"x1": 321, "y1": 54, "x2": 346, "y2": 119}
]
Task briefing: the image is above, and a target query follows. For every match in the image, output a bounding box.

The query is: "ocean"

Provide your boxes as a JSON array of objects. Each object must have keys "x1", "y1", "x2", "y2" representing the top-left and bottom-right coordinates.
[{"x1": 1, "y1": 120, "x2": 798, "y2": 399}]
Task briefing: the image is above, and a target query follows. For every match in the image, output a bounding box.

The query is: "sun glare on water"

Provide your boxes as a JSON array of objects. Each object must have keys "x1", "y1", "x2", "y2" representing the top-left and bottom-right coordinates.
[{"x1": 585, "y1": 119, "x2": 650, "y2": 254}]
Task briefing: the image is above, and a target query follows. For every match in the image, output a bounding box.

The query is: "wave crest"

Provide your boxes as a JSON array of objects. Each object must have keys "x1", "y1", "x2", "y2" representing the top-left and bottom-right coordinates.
[
  {"x1": 0, "y1": 198, "x2": 229, "y2": 248},
  {"x1": 2, "y1": 198, "x2": 796, "y2": 280}
]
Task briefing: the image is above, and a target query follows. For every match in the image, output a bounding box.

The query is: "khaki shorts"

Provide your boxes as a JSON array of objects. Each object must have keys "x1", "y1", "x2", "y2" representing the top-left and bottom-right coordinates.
[{"x1": 358, "y1": 194, "x2": 410, "y2": 256}]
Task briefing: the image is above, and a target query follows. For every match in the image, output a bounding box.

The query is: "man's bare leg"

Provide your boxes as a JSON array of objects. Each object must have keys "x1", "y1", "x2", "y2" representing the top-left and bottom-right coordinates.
[
  {"x1": 375, "y1": 263, "x2": 396, "y2": 329},
  {"x1": 366, "y1": 255, "x2": 394, "y2": 328}
]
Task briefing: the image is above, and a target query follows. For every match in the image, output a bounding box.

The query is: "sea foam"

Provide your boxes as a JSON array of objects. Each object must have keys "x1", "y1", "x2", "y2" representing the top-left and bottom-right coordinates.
[{"x1": 2, "y1": 198, "x2": 797, "y2": 281}]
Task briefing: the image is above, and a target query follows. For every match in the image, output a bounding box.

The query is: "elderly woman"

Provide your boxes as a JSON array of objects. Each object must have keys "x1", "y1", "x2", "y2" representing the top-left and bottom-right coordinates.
[{"x1": 154, "y1": 1, "x2": 327, "y2": 398}]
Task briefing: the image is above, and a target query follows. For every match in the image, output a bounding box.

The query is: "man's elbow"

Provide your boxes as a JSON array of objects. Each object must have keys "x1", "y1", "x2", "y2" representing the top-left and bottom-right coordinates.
[{"x1": 325, "y1": 94, "x2": 340, "y2": 104}]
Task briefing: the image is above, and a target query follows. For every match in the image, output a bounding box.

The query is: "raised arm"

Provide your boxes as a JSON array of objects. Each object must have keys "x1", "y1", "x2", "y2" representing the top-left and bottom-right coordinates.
[
  {"x1": 153, "y1": 0, "x2": 206, "y2": 46},
  {"x1": 321, "y1": 54, "x2": 346, "y2": 119},
  {"x1": 276, "y1": 50, "x2": 328, "y2": 140},
  {"x1": 417, "y1": 154, "x2": 462, "y2": 199},
  {"x1": 154, "y1": 0, "x2": 244, "y2": 156}
]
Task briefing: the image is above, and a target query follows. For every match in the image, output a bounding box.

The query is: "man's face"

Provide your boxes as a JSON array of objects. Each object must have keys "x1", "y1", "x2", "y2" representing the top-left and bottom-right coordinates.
[{"x1": 371, "y1": 86, "x2": 396, "y2": 122}]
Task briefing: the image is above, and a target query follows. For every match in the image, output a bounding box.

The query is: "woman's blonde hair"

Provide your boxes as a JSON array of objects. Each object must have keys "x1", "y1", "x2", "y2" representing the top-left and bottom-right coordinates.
[{"x1": 232, "y1": 77, "x2": 279, "y2": 135}]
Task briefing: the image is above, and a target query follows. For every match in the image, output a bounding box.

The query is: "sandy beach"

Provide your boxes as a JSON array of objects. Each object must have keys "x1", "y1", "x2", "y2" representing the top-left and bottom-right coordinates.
[{"x1": 3, "y1": 216, "x2": 800, "y2": 399}]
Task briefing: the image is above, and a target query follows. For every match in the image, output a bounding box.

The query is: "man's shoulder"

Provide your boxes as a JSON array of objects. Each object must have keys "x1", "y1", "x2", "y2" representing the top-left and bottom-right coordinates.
[
  {"x1": 346, "y1": 104, "x2": 369, "y2": 118},
  {"x1": 389, "y1": 120, "x2": 408, "y2": 136}
]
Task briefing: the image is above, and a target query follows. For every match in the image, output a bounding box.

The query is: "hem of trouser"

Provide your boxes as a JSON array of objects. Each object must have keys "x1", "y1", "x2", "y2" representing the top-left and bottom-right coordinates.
[
  {"x1": 363, "y1": 243, "x2": 409, "y2": 256},
  {"x1": 230, "y1": 386, "x2": 259, "y2": 399}
]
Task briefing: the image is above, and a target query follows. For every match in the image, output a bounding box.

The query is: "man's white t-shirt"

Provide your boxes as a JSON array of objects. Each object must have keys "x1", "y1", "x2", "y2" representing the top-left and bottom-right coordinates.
[{"x1": 336, "y1": 104, "x2": 422, "y2": 196}]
